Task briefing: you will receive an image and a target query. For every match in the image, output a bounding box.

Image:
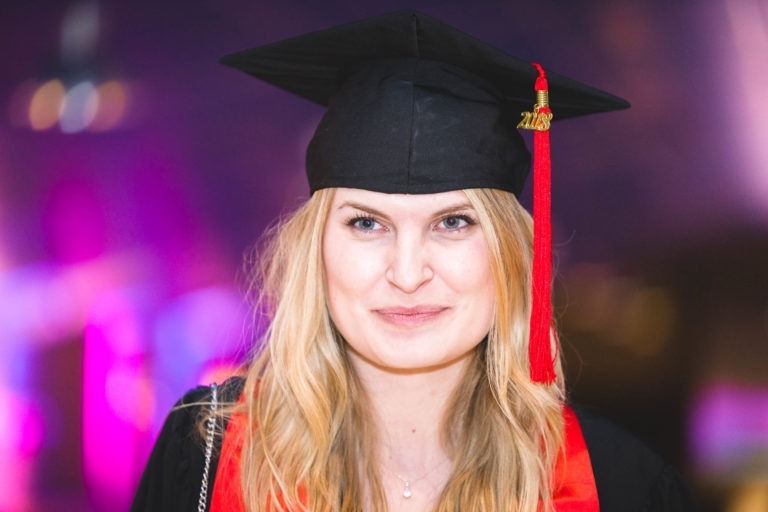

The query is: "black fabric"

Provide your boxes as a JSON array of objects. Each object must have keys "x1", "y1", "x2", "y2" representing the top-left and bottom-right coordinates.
[
  {"x1": 220, "y1": 10, "x2": 629, "y2": 116},
  {"x1": 130, "y1": 378, "x2": 244, "y2": 512},
  {"x1": 305, "y1": 58, "x2": 531, "y2": 195},
  {"x1": 131, "y1": 381, "x2": 696, "y2": 512},
  {"x1": 571, "y1": 405, "x2": 698, "y2": 512},
  {"x1": 220, "y1": 10, "x2": 630, "y2": 195}
]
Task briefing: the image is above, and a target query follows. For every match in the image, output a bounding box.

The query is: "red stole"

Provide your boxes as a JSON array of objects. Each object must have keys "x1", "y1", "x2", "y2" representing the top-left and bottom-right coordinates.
[
  {"x1": 551, "y1": 406, "x2": 600, "y2": 511},
  {"x1": 210, "y1": 405, "x2": 598, "y2": 511}
]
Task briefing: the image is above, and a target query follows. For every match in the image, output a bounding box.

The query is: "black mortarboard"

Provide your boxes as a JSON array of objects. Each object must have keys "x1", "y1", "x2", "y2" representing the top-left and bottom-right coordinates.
[
  {"x1": 220, "y1": 9, "x2": 629, "y2": 196},
  {"x1": 220, "y1": 10, "x2": 629, "y2": 384}
]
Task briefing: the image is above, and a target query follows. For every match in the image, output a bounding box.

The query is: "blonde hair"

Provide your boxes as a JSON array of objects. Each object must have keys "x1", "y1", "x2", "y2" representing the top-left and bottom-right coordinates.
[{"x1": 227, "y1": 187, "x2": 565, "y2": 511}]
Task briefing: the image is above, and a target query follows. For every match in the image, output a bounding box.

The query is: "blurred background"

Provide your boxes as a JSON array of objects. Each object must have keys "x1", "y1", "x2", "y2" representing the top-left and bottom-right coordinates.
[{"x1": 1, "y1": 0, "x2": 766, "y2": 510}]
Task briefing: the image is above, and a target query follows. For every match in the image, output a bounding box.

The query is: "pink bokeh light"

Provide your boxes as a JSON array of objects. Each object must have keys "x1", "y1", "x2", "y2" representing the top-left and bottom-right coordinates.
[
  {"x1": 0, "y1": 389, "x2": 45, "y2": 512},
  {"x1": 722, "y1": 0, "x2": 768, "y2": 222},
  {"x1": 689, "y1": 382, "x2": 768, "y2": 477}
]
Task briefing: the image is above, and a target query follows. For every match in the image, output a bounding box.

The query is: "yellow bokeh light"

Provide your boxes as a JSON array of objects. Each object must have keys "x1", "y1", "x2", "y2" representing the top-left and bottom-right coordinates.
[
  {"x1": 28, "y1": 79, "x2": 65, "y2": 131},
  {"x1": 90, "y1": 80, "x2": 127, "y2": 132},
  {"x1": 727, "y1": 479, "x2": 768, "y2": 512}
]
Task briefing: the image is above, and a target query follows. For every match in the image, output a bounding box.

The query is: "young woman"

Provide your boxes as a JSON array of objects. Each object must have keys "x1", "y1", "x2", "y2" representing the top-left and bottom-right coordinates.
[{"x1": 132, "y1": 10, "x2": 696, "y2": 512}]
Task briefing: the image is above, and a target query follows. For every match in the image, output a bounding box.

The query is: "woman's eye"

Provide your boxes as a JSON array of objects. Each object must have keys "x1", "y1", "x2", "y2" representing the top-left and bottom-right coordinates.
[
  {"x1": 437, "y1": 215, "x2": 473, "y2": 231},
  {"x1": 349, "y1": 216, "x2": 381, "y2": 231}
]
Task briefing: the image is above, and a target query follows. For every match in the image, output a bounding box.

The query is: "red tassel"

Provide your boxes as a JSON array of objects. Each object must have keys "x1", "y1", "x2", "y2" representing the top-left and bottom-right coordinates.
[{"x1": 523, "y1": 63, "x2": 556, "y2": 384}]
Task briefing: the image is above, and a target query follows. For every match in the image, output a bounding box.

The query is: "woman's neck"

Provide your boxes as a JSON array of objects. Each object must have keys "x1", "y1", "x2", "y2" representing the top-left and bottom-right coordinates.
[{"x1": 348, "y1": 350, "x2": 472, "y2": 508}]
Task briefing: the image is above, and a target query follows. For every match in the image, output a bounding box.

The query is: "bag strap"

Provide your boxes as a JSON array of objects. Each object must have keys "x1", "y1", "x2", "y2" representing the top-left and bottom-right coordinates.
[{"x1": 198, "y1": 382, "x2": 218, "y2": 512}]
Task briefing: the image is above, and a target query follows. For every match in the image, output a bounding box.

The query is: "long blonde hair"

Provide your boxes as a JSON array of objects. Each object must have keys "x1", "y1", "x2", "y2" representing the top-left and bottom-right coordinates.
[{"x1": 228, "y1": 187, "x2": 565, "y2": 511}]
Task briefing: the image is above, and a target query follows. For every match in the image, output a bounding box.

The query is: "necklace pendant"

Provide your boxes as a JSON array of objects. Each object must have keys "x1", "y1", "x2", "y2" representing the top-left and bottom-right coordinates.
[{"x1": 402, "y1": 481, "x2": 412, "y2": 499}]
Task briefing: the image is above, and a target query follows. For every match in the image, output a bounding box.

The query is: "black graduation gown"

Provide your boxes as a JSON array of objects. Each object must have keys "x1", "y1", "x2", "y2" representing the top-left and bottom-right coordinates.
[{"x1": 131, "y1": 380, "x2": 698, "y2": 512}]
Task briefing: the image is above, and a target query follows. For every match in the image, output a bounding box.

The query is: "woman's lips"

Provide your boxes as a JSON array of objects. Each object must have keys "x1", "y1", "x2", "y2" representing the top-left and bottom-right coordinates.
[{"x1": 373, "y1": 305, "x2": 448, "y2": 327}]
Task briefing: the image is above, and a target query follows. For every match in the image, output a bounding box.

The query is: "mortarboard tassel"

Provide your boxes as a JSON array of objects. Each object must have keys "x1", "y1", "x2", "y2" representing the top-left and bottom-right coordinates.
[{"x1": 518, "y1": 63, "x2": 556, "y2": 384}]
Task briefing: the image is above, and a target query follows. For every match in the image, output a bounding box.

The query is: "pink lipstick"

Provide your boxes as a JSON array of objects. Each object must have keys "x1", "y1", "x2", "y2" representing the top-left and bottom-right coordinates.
[{"x1": 373, "y1": 305, "x2": 448, "y2": 328}]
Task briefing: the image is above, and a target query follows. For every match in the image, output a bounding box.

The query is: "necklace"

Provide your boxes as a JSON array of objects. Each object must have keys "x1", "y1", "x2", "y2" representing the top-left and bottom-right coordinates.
[
  {"x1": 384, "y1": 458, "x2": 451, "y2": 500},
  {"x1": 394, "y1": 473, "x2": 414, "y2": 499}
]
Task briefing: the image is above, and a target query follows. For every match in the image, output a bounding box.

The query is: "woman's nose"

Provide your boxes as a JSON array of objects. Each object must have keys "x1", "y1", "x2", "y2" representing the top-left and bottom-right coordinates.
[{"x1": 385, "y1": 235, "x2": 434, "y2": 293}]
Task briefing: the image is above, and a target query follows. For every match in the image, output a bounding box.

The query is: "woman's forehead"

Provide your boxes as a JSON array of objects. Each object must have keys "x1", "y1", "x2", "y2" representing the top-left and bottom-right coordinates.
[{"x1": 330, "y1": 187, "x2": 472, "y2": 212}]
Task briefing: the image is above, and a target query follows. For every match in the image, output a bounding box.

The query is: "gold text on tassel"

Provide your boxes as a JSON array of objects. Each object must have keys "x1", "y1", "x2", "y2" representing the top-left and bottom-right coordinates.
[{"x1": 517, "y1": 104, "x2": 553, "y2": 132}]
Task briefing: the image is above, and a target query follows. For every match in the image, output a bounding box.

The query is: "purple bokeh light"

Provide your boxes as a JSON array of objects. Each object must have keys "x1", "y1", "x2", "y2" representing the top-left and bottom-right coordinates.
[{"x1": 690, "y1": 382, "x2": 768, "y2": 478}]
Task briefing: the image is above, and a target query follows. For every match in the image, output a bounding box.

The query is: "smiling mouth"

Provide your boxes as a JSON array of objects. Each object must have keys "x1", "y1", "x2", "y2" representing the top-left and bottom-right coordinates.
[{"x1": 373, "y1": 306, "x2": 448, "y2": 327}]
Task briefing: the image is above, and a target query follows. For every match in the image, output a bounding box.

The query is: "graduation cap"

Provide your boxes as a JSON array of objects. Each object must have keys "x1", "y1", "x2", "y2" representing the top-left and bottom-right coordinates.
[{"x1": 221, "y1": 10, "x2": 629, "y2": 384}]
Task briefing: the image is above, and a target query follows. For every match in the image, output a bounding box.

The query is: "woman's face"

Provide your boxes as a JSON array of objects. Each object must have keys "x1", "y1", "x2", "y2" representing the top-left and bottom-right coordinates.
[{"x1": 323, "y1": 188, "x2": 495, "y2": 374}]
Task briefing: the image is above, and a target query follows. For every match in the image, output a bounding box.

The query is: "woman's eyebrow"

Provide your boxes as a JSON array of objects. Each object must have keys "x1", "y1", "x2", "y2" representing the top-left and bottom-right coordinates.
[
  {"x1": 431, "y1": 202, "x2": 475, "y2": 218},
  {"x1": 336, "y1": 201, "x2": 389, "y2": 220}
]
